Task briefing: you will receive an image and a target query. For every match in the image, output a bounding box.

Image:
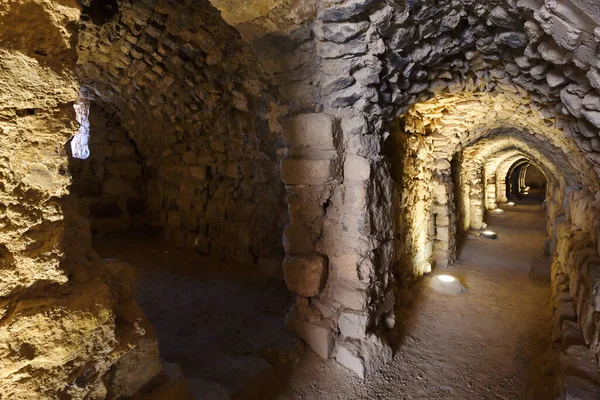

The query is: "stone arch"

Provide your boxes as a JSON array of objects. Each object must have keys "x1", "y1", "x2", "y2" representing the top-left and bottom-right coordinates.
[
  {"x1": 194, "y1": 1, "x2": 600, "y2": 378},
  {"x1": 3, "y1": 0, "x2": 599, "y2": 392}
]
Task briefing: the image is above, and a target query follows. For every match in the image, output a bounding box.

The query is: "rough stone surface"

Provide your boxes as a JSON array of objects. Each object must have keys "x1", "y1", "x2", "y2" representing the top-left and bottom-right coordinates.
[
  {"x1": 77, "y1": 0, "x2": 288, "y2": 266},
  {"x1": 5, "y1": 0, "x2": 600, "y2": 389},
  {"x1": 283, "y1": 253, "x2": 328, "y2": 297},
  {"x1": 0, "y1": 2, "x2": 162, "y2": 398}
]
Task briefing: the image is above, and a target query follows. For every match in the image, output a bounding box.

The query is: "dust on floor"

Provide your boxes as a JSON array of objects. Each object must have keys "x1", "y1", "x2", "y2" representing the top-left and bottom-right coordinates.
[
  {"x1": 93, "y1": 233, "x2": 298, "y2": 399},
  {"x1": 270, "y1": 200, "x2": 556, "y2": 400}
]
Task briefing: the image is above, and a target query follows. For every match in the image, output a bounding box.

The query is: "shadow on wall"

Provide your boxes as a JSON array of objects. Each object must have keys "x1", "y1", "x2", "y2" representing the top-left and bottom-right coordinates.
[
  {"x1": 68, "y1": 103, "x2": 148, "y2": 235},
  {"x1": 525, "y1": 164, "x2": 547, "y2": 188}
]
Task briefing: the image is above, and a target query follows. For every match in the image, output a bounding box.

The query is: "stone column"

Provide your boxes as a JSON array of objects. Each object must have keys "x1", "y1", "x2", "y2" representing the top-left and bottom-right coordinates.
[
  {"x1": 485, "y1": 174, "x2": 498, "y2": 210},
  {"x1": 433, "y1": 167, "x2": 456, "y2": 268},
  {"x1": 469, "y1": 172, "x2": 485, "y2": 231}
]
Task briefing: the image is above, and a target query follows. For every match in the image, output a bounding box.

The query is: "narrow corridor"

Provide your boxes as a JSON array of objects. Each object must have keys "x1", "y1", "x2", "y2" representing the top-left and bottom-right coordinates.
[{"x1": 276, "y1": 198, "x2": 555, "y2": 400}]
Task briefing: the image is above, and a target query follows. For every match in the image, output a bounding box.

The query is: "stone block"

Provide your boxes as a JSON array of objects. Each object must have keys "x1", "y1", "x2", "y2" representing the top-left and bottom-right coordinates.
[
  {"x1": 561, "y1": 320, "x2": 585, "y2": 350},
  {"x1": 330, "y1": 254, "x2": 360, "y2": 281},
  {"x1": 317, "y1": 37, "x2": 367, "y2": 59},
  {"x1": 283, "y1": 253, "x2": 328, "y2": 297},
  {"x1": 319, "y1": 0, "x2": 378, "y2": 22},
  {"x1": 338, "y1": 311, "x2": 369, "y2": 339},
  {"x1": 331, "y1": 281, "x2": 370, "y2": 310},
  {"x1": 582, "y1": 109, "x2": 600, "y2": 128},
  {"x1": 538, "y1": 40, "x2": 571, "y2": 64},
  {"x1": 283, "y1": 223, "x2": 314, "y2": 254},
  {"x1": 283, "y1": 113, "x2": 335, "y2": 151},
  {"x1": 109, "y1": 335, "x2": 162, "y2": 398},
  {"x1": 335, "y1": 335, "x2": 392, "y2": 379},
  {"x1": 319, "y1": 21, "x2": 370, "y2": 43},
  {"x1": 286, "y1": 314, "x2": 331, "y2": 359},
  {"x1": 557, "y1": 298, "x2": 577, "y2": 324},
  {"x1": 344, "y1": 156, "x2": 370, "y2": 182},
  {"x1": 281, "y1": 159, "x2": 333, "y2": 186},
  {"x1": 537, "y1": 7, "x2": 584, "y2": 50},
  {"x1": 559, "y1": 345, "x2": 600, "y2": 384}
]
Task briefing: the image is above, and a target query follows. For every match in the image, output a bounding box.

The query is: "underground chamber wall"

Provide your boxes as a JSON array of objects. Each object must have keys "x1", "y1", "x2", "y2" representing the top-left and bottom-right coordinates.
[{"x1": 4, "y1": 0, "x2": 600, "y2": 397}]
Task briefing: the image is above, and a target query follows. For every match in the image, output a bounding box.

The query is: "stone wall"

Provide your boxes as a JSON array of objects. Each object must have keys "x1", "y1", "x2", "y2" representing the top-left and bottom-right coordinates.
[
  {"x1": 549, "y1": 191, "x2": 600, "y2": 397},
  {"x1": 526, "y1": 164, "x2": 547, "y2": 187},
  {"x1": 77, "y1": 0, "x2": 288, "y2": 267},
  {"x1": 69, "y1": 104, "x2": 147, "y2": 234},
  {"x1": 0, "y1": 1, "x2": 162, "y2": 398},
  {"x1": 204, "y1": 0, "x2": 600, "y2": 379},
  {"x1": 73, "y1": 0, "x2": 600, "y2": 383}
]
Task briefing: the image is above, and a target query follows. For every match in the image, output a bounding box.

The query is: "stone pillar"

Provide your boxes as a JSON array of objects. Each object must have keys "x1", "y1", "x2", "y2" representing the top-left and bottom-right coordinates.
[
  {"x1": 496, "y1": 170, "x2": 509, "y2": 203},
  {"x1": 469, "y1": 173, "x2": 485, "y2": 231},
  {"x1": 519, "y1": 164, "x2": 529, "y2": 191},
  {"x1": 485, "y1": 174, "x2": 498, "y2": 210},
  {"x1": 280, "y1": 113, "x2": 337, "y2": 358},
  {"x1": 433, "y1": 167, "x2": 456, "y2": 268}
]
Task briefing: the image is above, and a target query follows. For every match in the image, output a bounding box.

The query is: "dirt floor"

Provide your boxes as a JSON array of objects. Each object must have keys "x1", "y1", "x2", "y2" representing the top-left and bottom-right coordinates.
[
  {"x1": 93, "y1": 234, "x2": 299, "y2": 400},
  {"x1": 267, "y1": 195, "x2": 557, "y2": 400},
  {"x1": 94, "y1": 191, "x2": 557, "y2": 400}
]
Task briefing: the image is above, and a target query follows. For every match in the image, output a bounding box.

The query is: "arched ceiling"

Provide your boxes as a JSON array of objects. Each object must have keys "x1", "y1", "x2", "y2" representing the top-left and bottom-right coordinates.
[
  {"x1": 76, "y1": 0, "x2": 280, "y2": 164},
  {"x1": 403, "y1": 93, "x2": 595, "y2": 189},
  {"x1": 461, "y1": 133, "x2": 567, "y2": 189},
  {"x1": 485, "y1": 151, "x2": 550, "y2": 188},
  {"x1": 75, "y1": 0, "x2": 600, "y2": 196}
]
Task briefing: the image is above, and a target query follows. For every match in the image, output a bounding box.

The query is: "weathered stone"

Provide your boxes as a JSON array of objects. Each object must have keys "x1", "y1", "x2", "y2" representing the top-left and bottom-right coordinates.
[
  {"x1": 488, "y1": 6, "x2": 517, "y2": 28},
  {"x1": 344, "y1": 155, "x2": 371, "y2": 181},
  {"x1": 524, "y1": 20, "x2": 545, "y2": 43},
  {"x1": 327, "y1": 84, "x2": 365, "y2": 108},
  {"x1": 286, "y1": 312, "x2": 332, "y2": 359},
  {"x1": 283, "y1": 253, "x2": 328, "y2": 297},
  {"x1": 338, "y1": 311, "x2": 370, "y2": 338},
  {"x1": 538, "y1": 40, "x2": 571, "y2": 64},
  {"x1": 335, "y1": 335, "x2": 392, "y2": 378},
  {"x1": 587, "y1": 68, "x2": 600, "y2": 90},
  {"x1": 319, "y1": 0, "x2": 378, "y2": 22},
  {"x1": 281, "y1": 159, "x2": 333, "y2": 185},
  {"x1": 560, "y1": 375, "x2": 600, "y2": 400},
  {"x1": 283, "y1": 223, "x2": 314, "y2": 254},
  {"x1": 319, "y1": 21, "x2": 370, "y2": 43},
  {"x1": 496, "y1": 32, "x2": 528, "y2": 48},
  {"x1": 547, "y1": 70, "x2": 569, "y2": 88},
  {"x1": 561, "y1": 85, "x2": 586, "y2": 117},
  {"x1": 559, "y1": 345, "x2": 600, "y2": 384},
  {"x1": 283, "y1": 113, "x2": 335, "y2": 151},
  {"x1": 582, "y1": 109, "x2": 600, "y2": 128},
  {"x1": 317, "y1": 37, "x2": 368, "y2": 58}
]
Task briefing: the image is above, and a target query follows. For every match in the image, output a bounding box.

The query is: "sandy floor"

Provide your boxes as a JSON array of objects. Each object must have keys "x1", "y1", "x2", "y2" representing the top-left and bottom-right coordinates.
[{"x1": 94, "y1": 193, "x2": 556, "y2": 400}]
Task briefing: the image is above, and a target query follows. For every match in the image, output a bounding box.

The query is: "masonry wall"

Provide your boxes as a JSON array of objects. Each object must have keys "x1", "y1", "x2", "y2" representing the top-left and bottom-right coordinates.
[
  {"x1": 0, "y1": 1, "x2": 162, "y2": 397},
  {"x1": 69, "y1": 105, "x2": 147, "y2": 234},
  {"x1": 77, "y1": 0, "x2": 288, "y2": 267},
  {"x1": 526, "y1": 165, "x2": 547, "y2": 187},
  {"x1": 549, "y1": 190, "x2": 600, "y2": 396}
]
